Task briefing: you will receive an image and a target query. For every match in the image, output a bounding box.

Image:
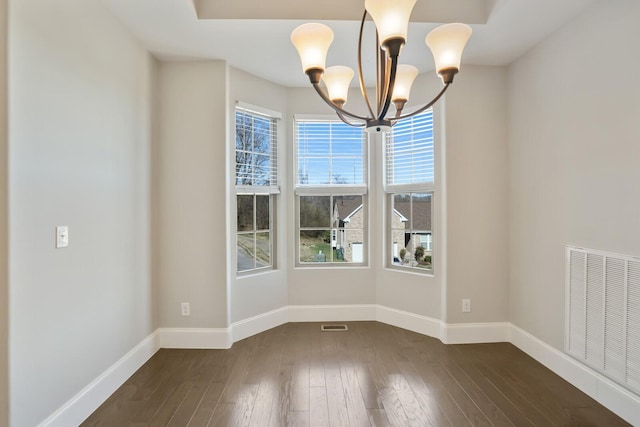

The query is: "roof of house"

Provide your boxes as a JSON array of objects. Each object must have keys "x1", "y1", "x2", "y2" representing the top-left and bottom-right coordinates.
[
  {"x1": 393, "y1": 197, "x2": 432, "y2": 231},
  {"x1": 334, "y1": 195, "x2": 432, "y2": 231},
  {"x1": 333, "y1": 196, "x2": 363, "y2": 222}
]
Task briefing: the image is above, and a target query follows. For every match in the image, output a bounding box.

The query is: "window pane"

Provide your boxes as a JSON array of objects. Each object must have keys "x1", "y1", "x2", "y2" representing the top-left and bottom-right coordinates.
[
  {"x1": 299, "y1": 158, "x2": 330, "y2": 185},
  {"x1": 235, "y1": 109, "x2": 277, "y2": 188},
  {"x1": 412, "y1": 193, "x2": 432, "y2": 233},
  {"x1": 237, "y1": 233, "x2": 255, "y2": 272},
  {"x1": 333, "y1": 195, "x2": 362, "y2": 227},
  {"x1": 235, "y1": 150, "x2": 251, "y2": 186},
  {"x1": 237, "y1": 195, "x2": 254, "y2": 232},
  {"x1": 235, "y1": 114, "x2": 253, "y2": 150},
  {"x1": 390, "y1": 192, "x2": 432, "y2": 271},
  {"x1": 256, "y1": 195, "x2": 270, "y2": 230},
  {"x1": 386, "y1": 111, "x2": 434, "y2": 185},
  {"x1": 252, "y1": 155, "x2": 271, "y2": 186},
  {"x1": 300, "y1": 230, "x2": 331, "y2": 263},
  {"x1": 393, "y1": 193, "x2": 411, "y2": 225},
  {"x1": 296, "y1": 120, "x2": 365, "y2": 186},
  {"x1": 331, "y1": 158, "x2": 364, "y2": 185},
  {"x1": 343, "y1": 230, "x2": 364, "y2": 263},
  {"x1": 255, "y1": 232, "x2": 271, "y2": 268},
  {"x1": 300, "y1": 196, "x2": 330, "y2": 228}
]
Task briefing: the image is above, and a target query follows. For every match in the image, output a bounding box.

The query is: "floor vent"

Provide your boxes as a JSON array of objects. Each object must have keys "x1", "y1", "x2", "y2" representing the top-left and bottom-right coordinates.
[
  {"x1": 321, "y1": 325, "x2": 348, "y2": 332},
  {"x1": 566, "y1": 246, "x2": 640, "y2": 396}
]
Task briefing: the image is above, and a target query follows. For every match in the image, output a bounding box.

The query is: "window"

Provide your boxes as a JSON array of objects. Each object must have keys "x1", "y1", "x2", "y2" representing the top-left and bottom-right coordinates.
[
  {"x1": 295, "y1": 118, "x2": 367, "y2": 265},
  {"x1": 386, "y1": 111, "x2": 434, "y2": 271},
  {"x1": 235, "y1": 104, "x2": 279, "y2": 273}
]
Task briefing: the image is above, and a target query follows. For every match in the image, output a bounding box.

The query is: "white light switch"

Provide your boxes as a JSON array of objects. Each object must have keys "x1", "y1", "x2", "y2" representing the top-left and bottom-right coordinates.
[
  {"x1": 56, "y1": 226, "x2": 69, "y2": 248},
  {"x1": 181, "y1": 302, "x2": 190, "y2": 316}
]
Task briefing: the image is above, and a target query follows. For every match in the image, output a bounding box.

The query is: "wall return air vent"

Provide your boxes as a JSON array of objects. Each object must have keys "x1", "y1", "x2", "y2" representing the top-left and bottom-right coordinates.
[{"x1": 566, "y1": 246, "x2": 640, "y2": 396}]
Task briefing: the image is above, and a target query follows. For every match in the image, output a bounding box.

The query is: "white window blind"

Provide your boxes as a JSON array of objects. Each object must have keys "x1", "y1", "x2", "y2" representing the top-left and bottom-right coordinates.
[
  {"x1": 235, "y1": 106, "x2": 278, "y2": 193},
  {"x1": 385, "y1": 110, "x2": 434, "y2": 187},
  {"x1": 295, "y1": 119, "x2": 366, "y2": 188}
]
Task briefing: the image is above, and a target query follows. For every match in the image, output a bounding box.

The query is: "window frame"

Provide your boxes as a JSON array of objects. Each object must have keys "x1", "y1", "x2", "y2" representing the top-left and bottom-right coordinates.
[
  {"x1": 294, "y1": 115, "x2": 369, "y2": 268},
  {"x1": 385, "y1": 109, "x2": 436, "y2": 274},
  {"x1": 235, "y1": 102, "x2": 280, "y2": 275}
]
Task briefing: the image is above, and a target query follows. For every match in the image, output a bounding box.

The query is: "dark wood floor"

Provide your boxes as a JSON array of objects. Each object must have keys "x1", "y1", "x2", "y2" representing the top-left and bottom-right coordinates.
[{"x1": 82, "y1": 322, "x2": 629, "y2": 426}]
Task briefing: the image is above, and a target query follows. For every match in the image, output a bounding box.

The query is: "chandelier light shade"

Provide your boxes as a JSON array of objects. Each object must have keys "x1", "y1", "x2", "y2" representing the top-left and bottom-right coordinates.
[
  {"x1": 425, "y1": 23, "x2": 473, "y2": 83},
  {"x1": 323, "y1": 66, "x2": 355, "y2": 105},
  {"x1": 364, "y1": 0, "x2": 417, "y2": 49},
  {"x1": 391, "y1": 64, "x2": 419, "y2": 103},
  {"x1": 291, "y1": 1, "x2": 472, "y2": 133},
  {"x1": 290, "y1": 23, "x2": 334, "y2": 73}
]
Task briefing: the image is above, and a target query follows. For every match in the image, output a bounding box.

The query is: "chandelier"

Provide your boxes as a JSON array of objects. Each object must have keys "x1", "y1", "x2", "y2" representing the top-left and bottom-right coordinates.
[{"x1": 290, "y1": 0, "x2": 472, "y2": 133}]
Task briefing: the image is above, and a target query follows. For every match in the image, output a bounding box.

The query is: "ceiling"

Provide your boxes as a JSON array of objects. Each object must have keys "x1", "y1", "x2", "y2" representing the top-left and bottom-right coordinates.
[{"x1": 101, "y1": 0, "x2": 599, "y2": 88}]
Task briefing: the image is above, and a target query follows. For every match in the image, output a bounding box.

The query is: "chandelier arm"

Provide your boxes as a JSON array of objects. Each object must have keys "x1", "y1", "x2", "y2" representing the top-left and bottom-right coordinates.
[
  {"x1": 312, "y1": 83, "x2": 368, "y2": 121},
  {"x1": 377, "y1": 47, "x2": 386, "y2": 114},
  {"x1": 393, "y1": 83, "x2": 451, "y2": 122},
  {"x1": 357, "y1": 10, "x2": 376, "y2": 119},
  {"x1": 336, "y1": 111, "x2": 366, "y2": 128},
  {"x1": 377, "y1": 54, "x2": 398, "y2": 121}
]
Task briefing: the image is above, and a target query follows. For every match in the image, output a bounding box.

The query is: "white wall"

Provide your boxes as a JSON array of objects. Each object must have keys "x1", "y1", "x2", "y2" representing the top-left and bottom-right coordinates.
[
  {"x1": 156, "y1": 61, "x2": 229, "y2": 328},
  {"x1": 444, "y1": 65, "x2": 509, "y2": 324},
  {"x1": 229, "y1": 68, "x2": 288, "y2": 322},
  {"x1": 508, "y1": 0, "x2": 640, "y2": 350},
  {"x1": 0, "y1": 0, "x2": 8, "y2": 424},
  {"x1": 8, "y1": 0, "x2": 156, "y2": 425}
]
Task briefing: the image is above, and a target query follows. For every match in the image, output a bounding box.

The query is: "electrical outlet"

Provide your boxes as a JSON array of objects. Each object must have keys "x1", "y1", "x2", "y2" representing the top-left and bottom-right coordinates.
[
  {"x1": 56, "y1": 226, "x2": 69, "y2": 248},
  {"x1": 181, "y1": 302, "x2": 190, "y2": 316},
  {"x1": 462, "y1": 299, "x2": 471, "y2": 313}
]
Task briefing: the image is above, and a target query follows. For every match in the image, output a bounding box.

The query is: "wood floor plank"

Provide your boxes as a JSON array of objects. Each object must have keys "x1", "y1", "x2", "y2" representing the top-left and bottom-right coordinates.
[
  {"x1": 367, "y1": 408, "x2": 391, "y2": 427},
  {"x1": 457, "y1": 344, "x2": 556, "y2": 426},
  {"x1": 309, "y1": 386, "x2": 329, "y2": 427},
  {"x1": 440, "y1": 346, "x2": 533, "y2": 427},
  {"x1": 416, "y1": 352, "x2": 492, "y2": 426},
  {"x1": 291, "y1": 344, "x2": 310, "y2": 411},
  {"x1": 167, "y1": 365, "x2": 217, "y2": 425},
  {"x1": 207, "y1": 402, "x2": 235, "y2": 426},
  {"x1": 227, "y1": 382, "x2": 259, "y2": 426},
  {"x1": 82, "y1": 322, "x2": 630, "y2": 427},
  {"x1": 288, "y1": 410, "x2": 310, "y2": 427},
  {"x1": 401, "y1": 347, "x2": 471, "y2": 427},
  {"x1": 267, "y1": 361, "x2": 293, "y2": 427},
  {"x1": 187, "y1": 381, "x2": 225, "y2": 426},
  {"x1": 309, "y1": 330, "x2": 326, "y2": 388},
  {"x1": 340, "y1": 364, "x2": 371, "y2": 426},
  {"x1": 324, "y1": 365, "x2": 351, "y2": 426},
  {"x1": 128, "y1": 350, "x2": 196, "y2": 425},
  {"x1": 354, "y1": 362, "x2": 381, "y2": 409}
]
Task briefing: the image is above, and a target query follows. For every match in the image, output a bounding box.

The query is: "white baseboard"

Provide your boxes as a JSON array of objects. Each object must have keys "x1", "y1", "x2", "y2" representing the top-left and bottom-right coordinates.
[
  {"x1": 231, "y1": 306, "x2": 288, "y2": 342},
  {"x1": 376, "y1": 305, "x2": 441, "y2": 338},
  {"x1": 509, "y1": 324, "x2": 640, "y2": 426},
  {"x1": 288, "y1": 304, "x2": 376, "y2": 322},
  {"x1": 158, "y1": 327, "x2": 231, "y2": 349},
  {"x1": 441, "y1": 322, "x2": 510, "y2": 344},
  {"x1": 39, "y1": 331, "x2": 160, "y2": 427}
]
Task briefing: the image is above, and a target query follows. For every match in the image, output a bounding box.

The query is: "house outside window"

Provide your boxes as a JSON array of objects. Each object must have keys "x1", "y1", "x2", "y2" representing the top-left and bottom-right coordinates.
[
  {"x1": 386, "y1": 110, "x2": 434, "y2": 271},
  {"x1": 235, "y1": 103, "x2": 280, "y2": 273},
  {"x1": 295, "y1": 117, "x2": 367, "y2": 265}
]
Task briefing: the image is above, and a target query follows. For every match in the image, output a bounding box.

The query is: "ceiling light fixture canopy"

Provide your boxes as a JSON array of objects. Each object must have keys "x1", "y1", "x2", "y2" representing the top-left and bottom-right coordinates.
[{"x1": 291, "y1": 0, "x2": 472, "y2": 133}]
